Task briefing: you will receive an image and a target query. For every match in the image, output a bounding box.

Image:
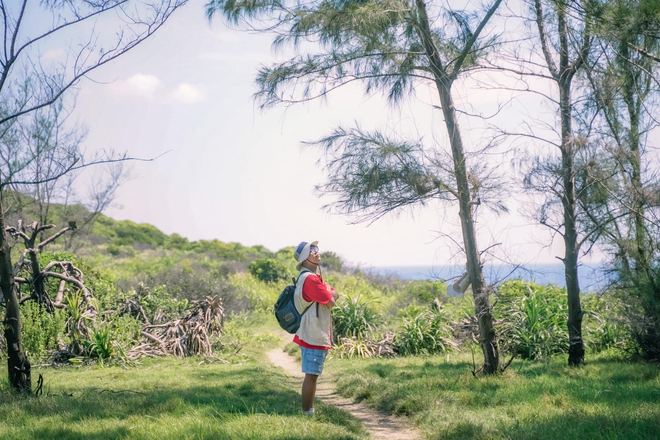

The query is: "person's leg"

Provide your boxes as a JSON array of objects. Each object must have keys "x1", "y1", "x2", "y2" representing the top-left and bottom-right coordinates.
[
  {"x1": 300, "y1": 347, "x2": 328, "y2": 414},
  {"x1": 302, "y1": 373, "x2": 318, "y2": 412}
]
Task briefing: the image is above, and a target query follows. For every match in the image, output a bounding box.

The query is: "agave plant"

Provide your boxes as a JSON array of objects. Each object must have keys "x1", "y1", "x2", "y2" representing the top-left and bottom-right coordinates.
[
  {"x1": 83, "y1": 326, "x2": 115, "y2": 361},
  {"x1": 395, "y1": 309, "x2": 456, "y2": 356},
  {"x1": 584, "y1": 311, "x2": 627, "y2": 352},
  {"x1": 332, "y1": 294, "x2": 381, "y2": 340},
  {"x1": 495, "y1": 281, "x2": 568, "y2": 360},
  {"x1": 65, "y1": 290, "x2": 95, "y2": 355}
]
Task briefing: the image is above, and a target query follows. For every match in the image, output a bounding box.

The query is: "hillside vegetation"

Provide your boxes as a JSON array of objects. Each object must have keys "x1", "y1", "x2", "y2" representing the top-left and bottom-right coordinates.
[{"x1": 0, "y1": 194, "x2": 657, "y2": 438}]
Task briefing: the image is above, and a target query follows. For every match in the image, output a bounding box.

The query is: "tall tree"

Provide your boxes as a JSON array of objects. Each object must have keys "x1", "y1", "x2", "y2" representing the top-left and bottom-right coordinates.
[
  {"x1": 583, "y1": 0, "x2": 660, "y2": 360},
  {"x1": 0, "y1": 0, "x2": 185, "y2": 393},
  {"x1": 525, "y1": 0, "x2": 594, "y2": 366},
  {"x1": 208, "y1": 0, "x2": 505, "y2": 373}
]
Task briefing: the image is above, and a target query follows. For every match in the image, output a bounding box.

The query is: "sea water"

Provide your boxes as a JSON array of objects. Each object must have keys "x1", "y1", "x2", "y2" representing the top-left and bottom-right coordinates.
[{"x1": 369, "y1": 263, "x2": 611, "y2": 292}]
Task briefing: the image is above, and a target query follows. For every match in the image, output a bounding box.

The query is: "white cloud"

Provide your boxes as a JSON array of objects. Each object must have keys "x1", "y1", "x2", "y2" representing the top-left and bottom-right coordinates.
[
  {"x1": 169, "y1": 83, "x2": 205, "y2": 104},
  {"x1": 125, "y1": 74, "x2": 164, "y2": 97}
]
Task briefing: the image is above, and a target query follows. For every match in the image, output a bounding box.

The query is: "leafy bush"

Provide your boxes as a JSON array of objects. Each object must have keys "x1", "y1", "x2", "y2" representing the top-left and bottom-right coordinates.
[
  {"x1": 127, "y1": 266, "x2": 242, "y2": 315},
  {"x1": 39, "y1": 251, "x2": 117, "y2": 311},
  {"x1": 580, "y1": 292, "x2": 630, "y2": 354},
  {"x1": 320, "y1": 251, "x2": 344, "y2": 272},
  {"x1": 385, "y1": 280, "x2": 455, "y2": 319},
  {"x1": 403, "y1": 280, "x2": 449, "y2": 303},
  {"x1": 327, "y1": 274, "x2": 394, "y2": 314},
  {"x1": 130, "y1": 284, "x2": 190, "y2": 324},
  {"x1": 94, "y1": 216, "x2": 167, "y2": 247},
  {"x1": 230, "y1": 273, "x2": 282, "y2": 313},
  {"x1": 107, "y1": 314, "x2": 143, "y2": 350},
  {"x1": 394, "y1": 309, "x2": 455, "y2": 355},
  {"x1": 20, "y1": 301, "x2": 67, "y2": 360},
  {"x1": 248, "y1": 258, "x2": 290, "y2": 284},
  {"x1": 332, "y1": 294, "x2": 382, "y2": 340},
  {"x1": 494, "y1": 280, "x2": 569, "y2": 360}
]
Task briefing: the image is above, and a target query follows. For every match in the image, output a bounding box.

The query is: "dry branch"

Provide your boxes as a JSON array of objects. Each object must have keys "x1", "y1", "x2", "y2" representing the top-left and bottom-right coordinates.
[{"x1": 127, "y1": 296, "x2": 225, "y2": 359}]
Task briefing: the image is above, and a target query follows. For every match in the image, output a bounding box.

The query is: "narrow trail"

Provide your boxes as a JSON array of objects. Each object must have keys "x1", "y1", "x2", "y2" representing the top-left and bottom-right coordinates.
[{"x1": 266, "y1": 347, "x2": 422, "y2": 440}]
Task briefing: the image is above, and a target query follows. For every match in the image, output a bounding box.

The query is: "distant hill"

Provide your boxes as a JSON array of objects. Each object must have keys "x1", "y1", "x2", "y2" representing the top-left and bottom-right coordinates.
[{"x1": 3, "y1": 191, "x2": 289, "y2": 264}]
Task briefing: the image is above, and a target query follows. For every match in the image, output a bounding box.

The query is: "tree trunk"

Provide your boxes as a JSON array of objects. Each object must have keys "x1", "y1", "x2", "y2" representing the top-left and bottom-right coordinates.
[
  {"x1": 0, "y1": 193, "x2": 32, "y2": 392},
  {"x1": 558, "y1": 69, "x2": 584, "y2": 366},
  {"x1": 413, "y1": 0, "x2": 499, "y2": 374},
  {"x1": 27, "y1": 235, "x2": 53, "y2": 313},
  {"x1": 438, "y1": 82, "x2": 500, "y2": 374}
]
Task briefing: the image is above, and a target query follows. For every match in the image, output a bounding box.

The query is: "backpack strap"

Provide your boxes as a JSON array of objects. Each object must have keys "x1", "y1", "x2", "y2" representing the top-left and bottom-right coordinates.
[{"x1": 295, "y1": 269, "x2": 315, "y2": 317}]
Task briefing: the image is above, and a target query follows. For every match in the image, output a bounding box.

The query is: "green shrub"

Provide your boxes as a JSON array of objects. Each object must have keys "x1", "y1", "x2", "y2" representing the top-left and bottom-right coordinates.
[
  {"x1": 248, "y1": 258, "x2": 290, "y2": 284},
  {"x1": 581, "y1": 292, "x2": 629, "y2": 354},
  {"x1": 403, "y1": 280, "x2": 448, "y2": 303},
  {"x1": 39, "y1": 251, "x2": 117, "y2": 311},
  {"x1": 108, "y1": 314, "x2": 142, "y2": 350},
  {"x1": 394, "y1": 309, "x2": 455, "y2": 355},
  {"x1": 332, "y1": 295, "x2": 382, "y2": 340},
  {"x1": 494, "y1": 280, "x2": 569, "y2": 360},
  {"x1": 229, "y1": 273, "x2": 282, "y2": 312},
  {"x1": 584, "y1": 311, "x2": 628, "y2": 352},
  {"x1": 132, "y1": 284, "x2": 189, "y2": 324},
  {"x1": 20, "y1": 301, "x2": 67, "y2": 360},
  {"x1": 320, "y1": 251, "x2": 343, "y2": 272},
  {"x1": 65, "y1": 290, "x2": 93, "y2": 354},
  {"x1": 141, "y1": 267, "x2": 240, "y2": 312}
]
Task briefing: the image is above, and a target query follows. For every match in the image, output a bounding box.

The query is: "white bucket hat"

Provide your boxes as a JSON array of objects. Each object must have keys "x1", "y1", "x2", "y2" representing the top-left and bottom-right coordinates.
[{"x1": 293, "y1": 240, "x2": 318, "y2": 271}]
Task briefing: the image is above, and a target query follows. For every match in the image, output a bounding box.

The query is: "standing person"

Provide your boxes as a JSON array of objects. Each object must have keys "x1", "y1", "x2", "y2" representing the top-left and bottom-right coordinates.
[{"x1": 292, "y1": 240, "x2": 338, "y2": 416}]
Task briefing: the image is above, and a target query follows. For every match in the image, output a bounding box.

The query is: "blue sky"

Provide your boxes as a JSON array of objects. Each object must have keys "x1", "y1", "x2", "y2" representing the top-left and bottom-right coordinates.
[{"x1": 61, "y1": 0, "x2": 603, "y2": 268}]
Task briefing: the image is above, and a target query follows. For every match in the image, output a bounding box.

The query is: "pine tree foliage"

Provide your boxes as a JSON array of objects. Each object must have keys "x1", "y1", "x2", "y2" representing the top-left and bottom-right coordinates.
[
  {"x1": 208, "y1": 0, "x2": 505, "y2": 373},
  {"x1": 207, "y1": 0, "x2": 499, "y2": 108}
]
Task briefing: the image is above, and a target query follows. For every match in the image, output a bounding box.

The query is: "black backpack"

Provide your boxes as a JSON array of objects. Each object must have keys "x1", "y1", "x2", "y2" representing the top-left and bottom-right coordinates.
[{"x1": 274, "y1": 270, "x2": 313, "y2": 334}]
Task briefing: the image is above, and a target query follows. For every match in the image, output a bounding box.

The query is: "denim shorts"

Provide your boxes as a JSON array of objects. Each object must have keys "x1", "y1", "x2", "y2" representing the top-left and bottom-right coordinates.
[{"x1": 300, "y1": 347, "x2": 328, "y2": 376}]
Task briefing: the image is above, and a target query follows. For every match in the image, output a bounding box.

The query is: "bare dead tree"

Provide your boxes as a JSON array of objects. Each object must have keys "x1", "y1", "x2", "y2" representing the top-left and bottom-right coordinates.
[
  {"x1": 6, "y1": 220, "x2": 94, "y2": 311},
  {"x1": 6, "y1": 99, "x2": 87, "y2": 229},
  {"x1": 0, "y1": 0, "x2": 186, "y2": 393}
]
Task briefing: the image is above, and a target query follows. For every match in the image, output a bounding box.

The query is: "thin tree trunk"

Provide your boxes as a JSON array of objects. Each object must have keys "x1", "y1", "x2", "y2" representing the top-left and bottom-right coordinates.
[
  {"x1": 438, "y1": 82, "x2": 500, "y2": 374},
  {"x1": 0, "y1": 193, "x2": 32, "y2": 392},
  {"x1": 559, "y1": 71, "x2": 584, "y2": 366},
  {"x1": 413, "y1": 0, "x2": 500, "y2": 374}
]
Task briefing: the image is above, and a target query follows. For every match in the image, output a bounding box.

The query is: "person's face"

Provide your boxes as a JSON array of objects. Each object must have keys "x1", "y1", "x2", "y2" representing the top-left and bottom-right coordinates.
[{"x1": 308, "y1": 245, "x2": 321, "y2": 264}]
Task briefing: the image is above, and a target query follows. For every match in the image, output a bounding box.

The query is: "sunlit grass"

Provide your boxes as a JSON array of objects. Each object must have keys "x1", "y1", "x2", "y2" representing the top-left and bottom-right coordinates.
[
  {"x1": 328, "y1": 350, "x2": 660, "y2": 440},
  {"x1": 3, "y1": 309, "x2": 658, "y2": 440},
  {"x1": 0, "y1": 318, "x2": 367, "y2": 440}
]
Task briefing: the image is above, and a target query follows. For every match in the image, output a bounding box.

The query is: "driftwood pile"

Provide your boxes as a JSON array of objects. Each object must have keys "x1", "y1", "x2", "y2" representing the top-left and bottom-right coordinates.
[
  {"x1": 334, "y1": 331, "x2": 396, "y2": 358},
  {"x1": 127, "y1": 295, "x2": 225, "y2": 359}
]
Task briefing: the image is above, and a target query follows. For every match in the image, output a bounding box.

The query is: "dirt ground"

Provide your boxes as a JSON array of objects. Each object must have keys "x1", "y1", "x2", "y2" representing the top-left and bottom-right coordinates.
[{"x1": 266, "y1": 348, "x2": 422, "y2": 440}]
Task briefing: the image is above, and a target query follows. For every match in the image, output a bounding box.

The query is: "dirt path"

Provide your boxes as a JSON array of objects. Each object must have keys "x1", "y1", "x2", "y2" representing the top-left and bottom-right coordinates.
[{"x1": 266, "y1": 348, "x2": 422, "y2": 440}]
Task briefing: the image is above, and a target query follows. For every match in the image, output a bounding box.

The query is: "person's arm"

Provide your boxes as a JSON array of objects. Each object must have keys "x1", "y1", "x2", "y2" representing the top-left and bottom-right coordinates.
[
  {"x1": 326, "y1": 285, "x2": 338, "y2": 308},
  {"x1": 302, "y1": 275, "x2": 337, "y2": 307}
]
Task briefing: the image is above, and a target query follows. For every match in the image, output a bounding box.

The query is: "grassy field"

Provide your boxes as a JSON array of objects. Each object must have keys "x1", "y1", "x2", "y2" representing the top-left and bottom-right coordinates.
[
  {"x1": 0, "y1": 317, "x2": 367, "y2": 440},
  {"x1": 328, "y1": 350, "x2": 660, "y2": 440},
  {"x1": 1, "y1": 314, "x2": 658, "y2": 440}
]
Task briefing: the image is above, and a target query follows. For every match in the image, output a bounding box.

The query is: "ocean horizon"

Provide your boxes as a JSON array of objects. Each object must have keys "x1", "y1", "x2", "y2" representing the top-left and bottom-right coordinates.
[{"x1": 368, "y1": 263, "x2": 610, "y2": 291}]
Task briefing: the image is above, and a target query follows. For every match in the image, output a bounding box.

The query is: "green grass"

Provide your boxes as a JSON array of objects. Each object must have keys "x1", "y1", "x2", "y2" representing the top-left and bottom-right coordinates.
[
  {"x1": 0, "y1": 319, "x2": 367, "y2": 440},
  {"x1": 3, "y1": 310, "x2": 659, "y2": 440},
  {"x1": 327, "y1": 350, "x2": 660, "y2": 440}
]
